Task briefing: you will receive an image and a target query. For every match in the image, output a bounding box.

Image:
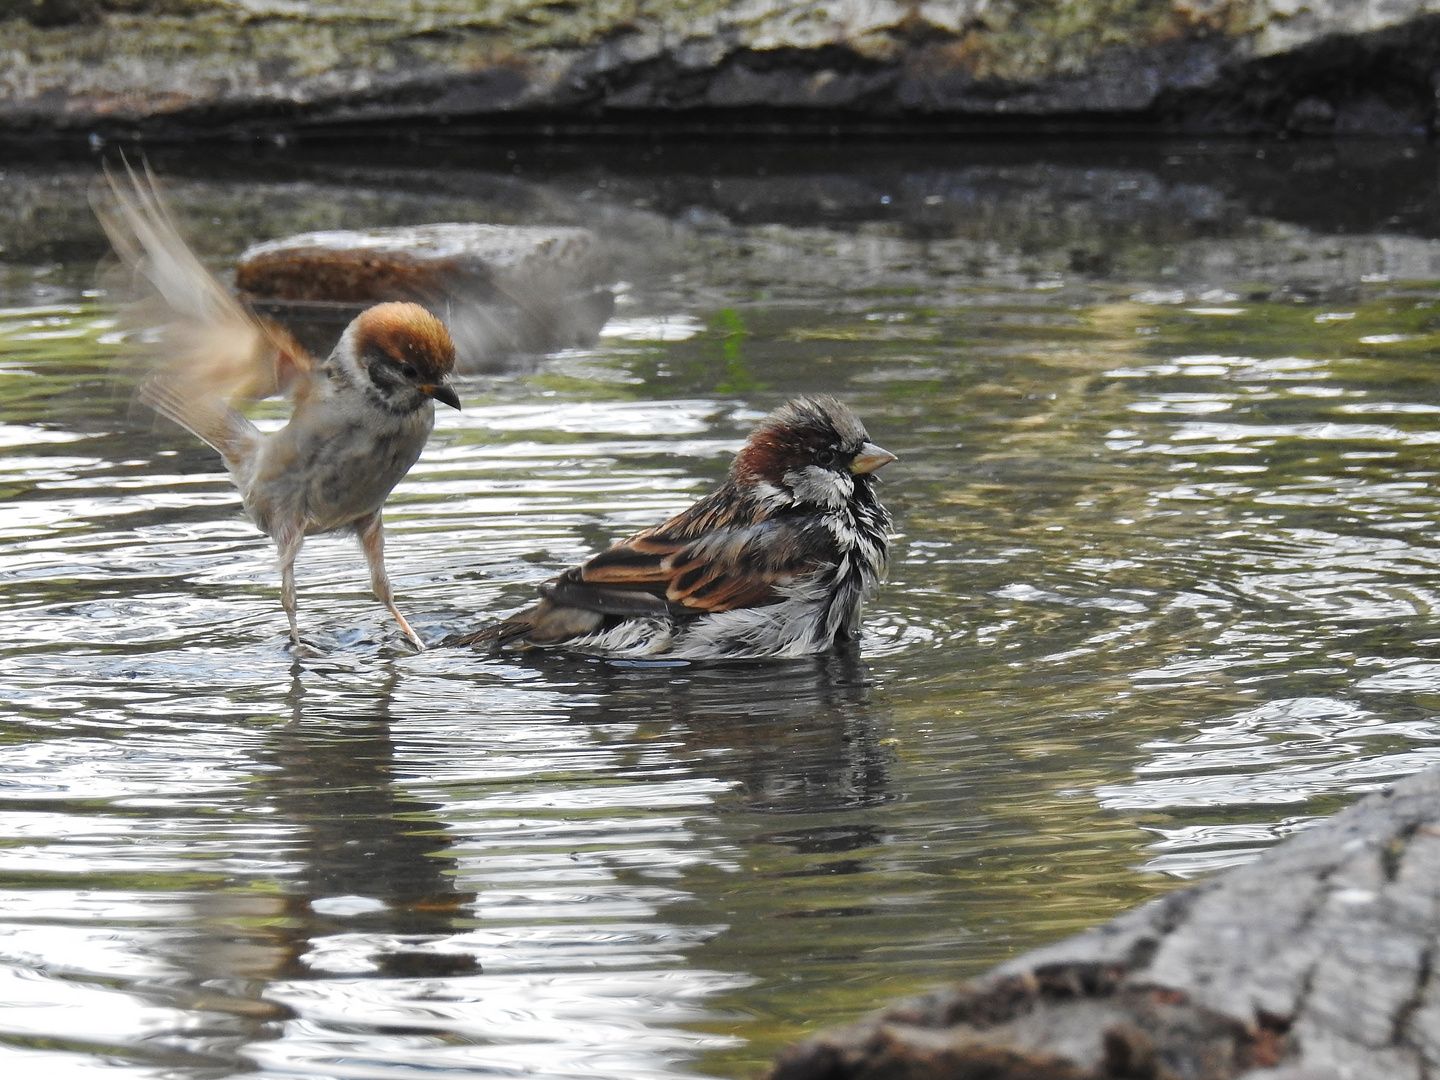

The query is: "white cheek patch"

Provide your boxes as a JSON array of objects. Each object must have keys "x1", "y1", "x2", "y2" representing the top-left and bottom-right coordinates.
[
  {"x1": 784, "y1": 466, "x2": 852, "y2": 510},
  {"x1": 750, "y1": 479, "x2": 793, "y2": 510}
]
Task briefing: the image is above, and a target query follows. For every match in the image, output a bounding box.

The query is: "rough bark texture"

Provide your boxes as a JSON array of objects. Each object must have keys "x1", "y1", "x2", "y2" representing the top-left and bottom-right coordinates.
[
  {"x1": 5, "y1": 1, "x2": 1440, "y2": 135},
  {"x1": 769, "y1": 765, "x2": 1440, "y2": 1080}
]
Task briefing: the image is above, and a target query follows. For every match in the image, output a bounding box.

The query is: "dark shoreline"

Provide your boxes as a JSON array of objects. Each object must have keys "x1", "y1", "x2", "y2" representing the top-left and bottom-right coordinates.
[{"x1": 0, "y1": 108, "x2": 1435, "y2": 151}]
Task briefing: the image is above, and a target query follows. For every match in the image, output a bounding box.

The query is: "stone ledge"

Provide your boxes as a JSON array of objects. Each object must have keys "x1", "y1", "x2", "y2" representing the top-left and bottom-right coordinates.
[{"x1": 4, "y1": 2, "x2": 1440, "y2": 135}]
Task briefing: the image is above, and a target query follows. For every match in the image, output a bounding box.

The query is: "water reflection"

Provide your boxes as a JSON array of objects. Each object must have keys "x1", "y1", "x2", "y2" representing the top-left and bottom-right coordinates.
[
  {"x1": 246, "y1": 655, "x2": 890, "y2": 1078},
  {"x1": 266, "y1": 669, "x2": 475, "y2": 945},
  {"x1": 555, "y1": 648, "x2": 890, "y2": 814},
  {"x1": 0, "y1": 650, "x2": 897, "y2": 1077}
]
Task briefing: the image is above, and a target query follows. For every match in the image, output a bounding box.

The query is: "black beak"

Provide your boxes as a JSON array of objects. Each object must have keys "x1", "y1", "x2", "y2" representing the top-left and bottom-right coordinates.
[{"x1": 422, "y1": 382, "x2": 462, "y2": 410}]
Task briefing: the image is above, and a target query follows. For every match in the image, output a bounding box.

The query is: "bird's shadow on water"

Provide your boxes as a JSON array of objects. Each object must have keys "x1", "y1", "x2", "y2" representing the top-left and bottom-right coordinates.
[
  {"x1": 72, "y1": 643, "x2": 895, "y2": 1074},
  {"x1": 242, "y1": 645, "x2": 892, "y2": 926},
  {"x1": 486, "y1": 643, "x2": 897, "y2": 814},
  {"x1": 267, "y1": 643, "x2": 894, "y2": 929},
  {"x1": 115, "y1": 666, "x2": 478, "y2": 1075}
]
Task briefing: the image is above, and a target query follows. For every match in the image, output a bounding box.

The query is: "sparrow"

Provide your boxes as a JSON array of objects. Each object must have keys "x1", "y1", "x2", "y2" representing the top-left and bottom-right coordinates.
[
  {"x1": 94, "y1": 164, "x2": 461, "y2": 650},
  {"x1": 445, "y1": 396, "x2": 895, "y2": 660}
]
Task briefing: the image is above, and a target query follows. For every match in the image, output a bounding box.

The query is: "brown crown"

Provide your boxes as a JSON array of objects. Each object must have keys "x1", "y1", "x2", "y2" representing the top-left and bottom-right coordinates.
[
  {"x1": 733, "y1": 396, "x2": 867, "y2": 483},
  {"x1": 354, "y1": 302, "x2": 456, "y2": 380}
]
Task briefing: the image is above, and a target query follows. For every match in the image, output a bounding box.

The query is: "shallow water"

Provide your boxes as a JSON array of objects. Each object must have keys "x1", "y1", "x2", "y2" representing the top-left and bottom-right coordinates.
[{"x1": 4, "y1": 138, "x2": 1440, "y2": 1077}]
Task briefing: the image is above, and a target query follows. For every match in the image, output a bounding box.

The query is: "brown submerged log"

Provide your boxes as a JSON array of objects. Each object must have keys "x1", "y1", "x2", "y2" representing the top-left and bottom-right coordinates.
[{"x1": 770, "y1": 766, "x2": 1440, "y2": 1080}]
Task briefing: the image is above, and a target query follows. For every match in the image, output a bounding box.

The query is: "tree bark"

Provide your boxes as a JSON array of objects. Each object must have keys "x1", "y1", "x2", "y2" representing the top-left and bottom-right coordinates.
[{"x1": 770, "y1": 766, "x2": 1440, "y2": 1080}]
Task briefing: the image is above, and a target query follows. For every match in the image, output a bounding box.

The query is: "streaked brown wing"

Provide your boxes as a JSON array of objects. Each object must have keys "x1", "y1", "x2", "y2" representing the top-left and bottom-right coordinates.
[{"x1": 560, "y1": 516, "x2": 834, "y2": 616}]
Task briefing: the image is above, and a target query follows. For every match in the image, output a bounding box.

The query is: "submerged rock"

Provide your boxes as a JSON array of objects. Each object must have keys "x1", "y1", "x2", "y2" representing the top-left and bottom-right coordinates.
[
  {"x1": 235, "y1": 223, "x2": 614, "y2": 369},
  {"x1": 3, "y1": 1, "x2": 1440, "y2": 134}
]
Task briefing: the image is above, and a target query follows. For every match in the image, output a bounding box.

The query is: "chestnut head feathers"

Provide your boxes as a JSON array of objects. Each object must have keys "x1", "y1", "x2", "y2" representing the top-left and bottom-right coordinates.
[
  {"x1": 736, "y1": 396, "x2": 871, "y2": 482},
  {"x1": 348, "y1": 303, "x2": 461, "y2": 414},
  {"x1": 734, "y1": 395, "x2": 896, "y2": 513}
]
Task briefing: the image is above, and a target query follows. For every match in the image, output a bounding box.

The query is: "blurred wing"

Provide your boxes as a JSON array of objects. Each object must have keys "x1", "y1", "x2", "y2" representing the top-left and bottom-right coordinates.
[
  {"x1": 94, "y1": 161, "x2": 313, "y2": 404},
  {"x1": 547, "y1": 516, "x2": 833, "y2": 617}
]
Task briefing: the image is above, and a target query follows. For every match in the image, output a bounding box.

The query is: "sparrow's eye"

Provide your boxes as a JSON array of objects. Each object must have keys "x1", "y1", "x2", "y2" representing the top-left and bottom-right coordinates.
[
  {"x1": 814, "y1": 448, "x2": 837, "y2": 467},
  {"x1": 400, "y1": 363, "x2": 419, "y2": 380}
]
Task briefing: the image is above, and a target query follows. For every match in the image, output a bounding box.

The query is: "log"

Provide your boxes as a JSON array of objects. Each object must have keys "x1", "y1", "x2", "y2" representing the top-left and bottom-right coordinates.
[
  {"x1": 769, "y1": 766, "x2": 1440, "y2": 1080},
  {"x1": 235, "y1": 223, "x2": 615, "y2": 370}
]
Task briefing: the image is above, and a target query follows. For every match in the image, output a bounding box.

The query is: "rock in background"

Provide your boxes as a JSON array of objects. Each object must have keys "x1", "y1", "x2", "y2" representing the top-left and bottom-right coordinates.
[
  {"x1": 8, "y1": 141, "x2": 1440, "y2": 313},
  {"x1": 235, "y1": 223, "x2": 614, "y2": 368},
  {"x1": 4, "y1": 1, "x2": 1440, "y2": 135}
]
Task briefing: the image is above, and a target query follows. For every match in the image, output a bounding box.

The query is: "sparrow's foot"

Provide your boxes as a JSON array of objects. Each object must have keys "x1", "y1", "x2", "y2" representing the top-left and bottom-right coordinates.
[{"x1": 381, "y1": 600, "x2": 425, "y2": 652}]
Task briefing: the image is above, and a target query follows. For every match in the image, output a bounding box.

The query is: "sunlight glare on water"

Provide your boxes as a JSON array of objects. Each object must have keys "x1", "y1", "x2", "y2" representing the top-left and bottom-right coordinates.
[{"x1": 4, "y1": 139, "x2": 1440, "y2": 1077}]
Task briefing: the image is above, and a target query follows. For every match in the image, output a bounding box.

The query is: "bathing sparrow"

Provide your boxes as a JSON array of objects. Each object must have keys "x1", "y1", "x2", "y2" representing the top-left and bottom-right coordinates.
[
  {"x1": 95, "y1": 165, "x2": 461, "y2": 650},
  {"x1": 445, "y1": 396, "x2": 894, "y2": 660}
]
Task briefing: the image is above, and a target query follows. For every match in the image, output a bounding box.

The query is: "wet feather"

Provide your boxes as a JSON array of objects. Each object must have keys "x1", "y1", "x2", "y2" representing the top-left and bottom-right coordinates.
[{"x1": 447, "y1": 396, "x2": 894, "y2": 660}]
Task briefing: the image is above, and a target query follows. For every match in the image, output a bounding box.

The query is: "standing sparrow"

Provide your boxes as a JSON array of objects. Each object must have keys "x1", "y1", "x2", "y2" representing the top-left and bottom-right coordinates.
[
  {"x1": 445, "y1": 396, "x2": 895, "y2": 660},
  {"x1": 95, "y1": 165, "x2": 461, "y2": 650}
]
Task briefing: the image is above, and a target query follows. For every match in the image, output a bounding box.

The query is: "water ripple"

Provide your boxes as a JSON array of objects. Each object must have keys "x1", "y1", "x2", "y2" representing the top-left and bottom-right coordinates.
[{"x1": 8, "y1": 177, "x2": 1440, "y2": 1078}]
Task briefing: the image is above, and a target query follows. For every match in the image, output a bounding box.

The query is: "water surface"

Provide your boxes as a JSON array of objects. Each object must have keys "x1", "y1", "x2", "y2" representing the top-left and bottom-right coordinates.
[{"x1": 3, "y1": 138, "x2": 1440, "y2": 1078}]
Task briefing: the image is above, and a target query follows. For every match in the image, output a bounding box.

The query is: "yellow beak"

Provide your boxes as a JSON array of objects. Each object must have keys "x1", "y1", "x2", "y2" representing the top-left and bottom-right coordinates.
[{"x1": 851, "y1": 442, "x2": 897, "y2": 475}]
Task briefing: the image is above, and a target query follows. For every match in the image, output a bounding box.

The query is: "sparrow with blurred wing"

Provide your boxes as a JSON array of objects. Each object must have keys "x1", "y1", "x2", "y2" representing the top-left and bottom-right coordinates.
[
  {"x1": 445, "y1": 396, "x2": 895, "y2": 660},
  {"x1": 95, "y1": 164, "x2": 461, "y2": 650}
]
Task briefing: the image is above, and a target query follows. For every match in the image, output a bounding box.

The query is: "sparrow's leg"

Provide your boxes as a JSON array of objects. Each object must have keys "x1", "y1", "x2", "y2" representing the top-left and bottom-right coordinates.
[
  {"x1": 356, "y1": 512, "x2": 425, "y2": 651},
  {"x1": 275, "y1": 524, "x2": 306, "y2": 648}
]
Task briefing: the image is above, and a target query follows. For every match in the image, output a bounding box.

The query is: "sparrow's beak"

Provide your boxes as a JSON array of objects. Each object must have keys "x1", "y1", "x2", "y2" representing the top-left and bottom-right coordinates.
[
  {"x1": 422, "y1": 382, "x2": 462, "y2": 410},
  {"x1": 851, "y1": 442, "x2": 897, "y2": 475}
]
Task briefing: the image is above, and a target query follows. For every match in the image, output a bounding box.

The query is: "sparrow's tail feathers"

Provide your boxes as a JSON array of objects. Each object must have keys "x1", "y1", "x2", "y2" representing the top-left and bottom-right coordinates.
[
  {"x1": 444, "y1": 595, "x2": 617, "y2": 650},
  {"x1": 442, "y1": 617, "x2": 535, "y2": 650},
  {"x1": 139, "y1": 377, "x2": 262, "y2": 471}
]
